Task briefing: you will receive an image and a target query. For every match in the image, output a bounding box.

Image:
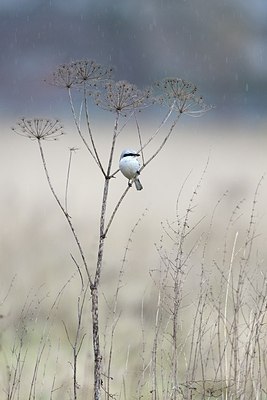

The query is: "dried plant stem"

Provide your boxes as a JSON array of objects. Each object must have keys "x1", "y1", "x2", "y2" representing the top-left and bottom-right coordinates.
[
  {"x1": 134, "y1": 114, "x2": 145, "y2": 165},
  {"x1": 224, "y1": 231, "x2": 239, "y2": 397},
  {"x1": 91, "y1": 112, "x2": 120, "y2": 400},
  {"x1": 68, "y1": 88, "x2": 101, "y2": 169},
  {"x1": 63, "y1": 284, "x2": 89, "y2": 400},
  {"x1": 140, "y1": 101, "x2": 176, "y2": 153},
  {"x1": 49, "y1": 340, "x2": 61, "y2": 400},
  {"x1": 141, "y1": 114, "x2": 180, "y2": 170},
  {"x1": 83, "y1": 86, "x2": 106, "y2": 177},
  {"x1": 243, "y1": 175, "x2": 264, "y2": 261},
  {"x1": 64, "y1": 148, "x2": 73, "y2": 214},
  {"x1": 151, "y1": 290, "x2": 162, "y2": 400},
  {"x1": 65, "y1": 147, "x2": 78, "y2": 214},
  {"x1": 37, "y1": 139, "x2": 92, "y2": 284},
  {"x1": 104, "y1": 186, "x2": 130, "y2": 238},
  {"x1": 7, "y1": 335, "x2": 26, "y2": 400},
  {"x1": 106, "y1": 313, "x2": 120, "y2": 398}
]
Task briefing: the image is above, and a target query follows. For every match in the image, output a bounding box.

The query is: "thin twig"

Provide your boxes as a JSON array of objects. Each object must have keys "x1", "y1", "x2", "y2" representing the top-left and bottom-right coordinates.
[
  {"x1": 68, "y1": 88, "x2": 101, "y2": 169},
  {"x1": 139, "y1": 100, "x2": 176, "y2": 153},
  {"x1": 141, "y1": 113, "x2": 181, "y2": 171},
  {"x1": 224, "y1": 231, "x2": 239, "y2": 397},
  {"x1": 65, "y1": 147, "x2": 78, "y2": 214},
  {"x1": 84, "y1": 85, "x2": 106, "y2": 177},
  {"x1": 38, "y1": 140, "x2": 92, "y2": 284},
  {"x1": 103, "y1": 186, "x2": 130, "y2": 238},
  {"x1": 134, "y1": 113, "x2": 145, "y2": 166}
]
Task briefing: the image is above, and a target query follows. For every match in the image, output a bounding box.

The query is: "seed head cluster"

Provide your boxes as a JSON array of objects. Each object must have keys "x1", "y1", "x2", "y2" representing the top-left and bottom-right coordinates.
[
  {"x1": 14, "y1": 62, "x2": 210, "y2": 147},
  {"x1": 12, "y1": 118, "x2": 64, "y2": 141},
  {"x1": 94, "y1": 80, "x2": 151, "y2": 115},
  {"x1": 46, "y1": 60, "x2": 211, "y2": 117},
  {"x1": 47, "y1": 60, "x2": 112, "y2": 89},
  {"x1": 156, "y1": 78, "x2": 211, "y2": 116}
]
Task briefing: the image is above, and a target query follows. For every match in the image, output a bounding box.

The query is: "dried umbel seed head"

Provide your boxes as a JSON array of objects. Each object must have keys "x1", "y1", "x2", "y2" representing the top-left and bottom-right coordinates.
[
  {"x1": 12, "y1": 118, "x2": 64, "y2": 141},
  {"x1": 46, "y1": 60, "x2": 113, "y2": 90},
  {"x1": 155, "y1": 78, "x2": 212, "y2": 116},
  {"x1": 73, "y1": 60, "x2": 113, "y2": 85},
  {"x1": 94, "y1": 80, "x2": 151, "y2": 115},
  {"x1": 47, "y1": 63, "x2": 77, "y2": 89}
]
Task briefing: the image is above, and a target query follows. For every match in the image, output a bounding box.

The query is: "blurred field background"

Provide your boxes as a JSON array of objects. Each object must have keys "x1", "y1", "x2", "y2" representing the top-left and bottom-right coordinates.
[{"x1": 1, "y1": 117, "x2": 267, "y2": 397}]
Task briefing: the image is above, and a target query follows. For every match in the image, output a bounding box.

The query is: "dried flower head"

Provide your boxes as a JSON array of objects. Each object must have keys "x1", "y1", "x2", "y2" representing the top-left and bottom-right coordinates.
[
  {"x1": 12, "y1": 118, "x2": 64, "y2": 141},
  {"x1": 46, "y1": 60, "x2": 112, "y2": 90},
  {"x1": 155, "y1": 78, "x2": 212, "y2": 116},
  {"x1": 94, "y1": 80, "x2": 151, "y2": 115},
  {"x1": 73, "y1": 60, "x2": 113, "y2": 85},
  {"x1": 47, "y1": 63, "x2": 77, "y2": 89}
]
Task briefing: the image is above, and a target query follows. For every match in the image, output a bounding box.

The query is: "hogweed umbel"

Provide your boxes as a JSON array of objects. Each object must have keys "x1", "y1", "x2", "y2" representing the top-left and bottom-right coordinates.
[
  {"x1": 47, "y1": 60, "x2": 112, "y2": 90},
  {"x1": 155, "y1": 78, "x2": 212, "y2": 116},
  {"x1": 12, "y1": 118, "x2": 64, "y2": 141},
  {"x1": 94, "y1": 80, "x2": 151, "y2": 116}
]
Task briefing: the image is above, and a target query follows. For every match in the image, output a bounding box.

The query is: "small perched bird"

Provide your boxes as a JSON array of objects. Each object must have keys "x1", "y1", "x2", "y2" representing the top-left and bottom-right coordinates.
[{"x1": 119, "y1": 149, "x2": 143, "y2": 190}]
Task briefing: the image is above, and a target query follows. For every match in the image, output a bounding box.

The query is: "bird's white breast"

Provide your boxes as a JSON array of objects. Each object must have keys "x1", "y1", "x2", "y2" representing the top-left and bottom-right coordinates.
[{"x1": 119, "y1": 156, "x2": 140, "y2": 179}]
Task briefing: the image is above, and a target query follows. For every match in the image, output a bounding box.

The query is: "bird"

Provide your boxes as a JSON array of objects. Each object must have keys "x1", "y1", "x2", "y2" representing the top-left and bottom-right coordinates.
[{"x1": 119, "y1": 149, "x2": 143, "y2": 191}]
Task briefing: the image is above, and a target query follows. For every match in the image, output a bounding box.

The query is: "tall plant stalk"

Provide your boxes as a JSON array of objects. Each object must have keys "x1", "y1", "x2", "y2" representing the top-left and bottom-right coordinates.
[{"x1": 12, "y1": 60, "x2": 210, "y2": 399}]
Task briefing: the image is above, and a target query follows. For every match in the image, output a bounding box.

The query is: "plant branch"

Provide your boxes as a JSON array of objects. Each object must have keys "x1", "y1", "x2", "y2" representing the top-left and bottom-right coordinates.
[
  {"x1": 83, "y1": 85, "x2": 106, "y2": 177},
  {"x1": 103, "y1": 186, "x2": 130, "y2": 238},
  {"x1": 141, "y1": 113, "x2": 181, "y2": 171},
  {"x1": 68, "y1": 88, "x2": 103, "y2": 171},
  {"x1": 37, "y1": 140, "x2": 92, "y2": 284},
  {"x1": 139, "y1": 100, "x2": 176, "y2": 153},
  {"x1": 134, "y1": 113, "x2": 145, "y2": 166},
  {"x1": 91, "y1": 112, "x2": 120, "y2": 400}
]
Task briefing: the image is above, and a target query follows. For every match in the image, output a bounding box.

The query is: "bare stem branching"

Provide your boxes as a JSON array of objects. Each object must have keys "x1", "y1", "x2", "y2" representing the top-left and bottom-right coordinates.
[{"x1": 12, "y1": 63, "x2": 212, "y2": 400}]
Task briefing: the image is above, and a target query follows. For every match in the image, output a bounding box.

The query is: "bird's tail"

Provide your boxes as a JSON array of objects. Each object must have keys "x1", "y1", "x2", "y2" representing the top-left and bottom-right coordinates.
[{"x1": 134, "y1": 178, "x2": 143, "y2": 191}]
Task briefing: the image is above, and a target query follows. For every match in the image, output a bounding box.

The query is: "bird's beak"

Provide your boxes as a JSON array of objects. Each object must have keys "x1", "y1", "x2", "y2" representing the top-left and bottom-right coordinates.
[{"x1": 136, "y1": 153, "x2": 140, "y2": 157}]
